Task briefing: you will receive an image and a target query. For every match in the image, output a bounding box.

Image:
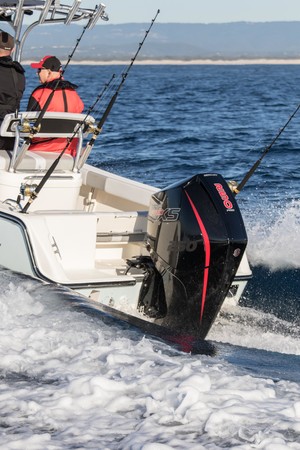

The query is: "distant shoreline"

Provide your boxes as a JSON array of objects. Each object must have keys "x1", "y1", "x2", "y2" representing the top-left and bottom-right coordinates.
[{"x1": 23, "y1": 59, "x2": 300, "y2": 65}]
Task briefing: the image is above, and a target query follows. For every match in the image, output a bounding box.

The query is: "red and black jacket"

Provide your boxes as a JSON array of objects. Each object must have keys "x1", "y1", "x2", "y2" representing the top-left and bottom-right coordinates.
[
  {"x1": 27, "y1": 79, "x2": 84, "y2": 113},
  {"x1": 27, "y1": 78, "x2": 84, "y2": 155}
]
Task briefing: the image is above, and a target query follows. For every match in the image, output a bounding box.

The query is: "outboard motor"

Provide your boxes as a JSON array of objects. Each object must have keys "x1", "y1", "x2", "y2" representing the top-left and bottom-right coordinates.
[{"x1": 138, "y1": 173, "x2": 248, "y2": 340}]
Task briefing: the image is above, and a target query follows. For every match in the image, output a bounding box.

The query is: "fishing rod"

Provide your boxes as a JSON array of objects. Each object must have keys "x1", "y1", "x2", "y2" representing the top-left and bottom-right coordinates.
[
  {"x1": 232, "y1": 102, "x2": 300, "y2": 195},
  {"x1": 14, "y1": 13, "x2": 95, "y2": 170},
  {"x1": 20, "y1": 9, "x2": 160, "y2": 213},
  {"x1": 85, "y1": 73, "x2": 116, "y2": 120},
  {"x1": 77, "y1": 8, "x2": 161, "y2": 167}
]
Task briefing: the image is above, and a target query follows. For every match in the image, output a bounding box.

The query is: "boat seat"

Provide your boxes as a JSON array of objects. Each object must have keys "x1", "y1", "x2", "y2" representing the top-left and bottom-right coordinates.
[
  {"x1": 0, "y1": 150, "x2": 75, "y2": 171},
  {"x1": 81, "y1": 166, "x2": 157, "y2": 208},
  {"x1": 0, "y1": 111, "x2": 95, "y2": 172},
  {"x1": 0, "y1": 111, "x2": 95, "y2": 138}
]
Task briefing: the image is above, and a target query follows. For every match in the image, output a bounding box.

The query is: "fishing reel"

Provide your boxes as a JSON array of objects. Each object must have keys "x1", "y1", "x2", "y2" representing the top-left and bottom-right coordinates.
[
  {"x1": 21, "y1": 119, "x2": 41, "y2": 134},
  {"x1": 14, "y1": 182, "x2": 38, "y2": 212},
  {"x1": 83, "y1": 121, "x2": 98, "y2": 135},
  {"x1": 3, "y1": 182, "x2": 38, "y2": 212},
  {"x1": 228, "y1": 180, "x2": 239, "y2": 194},
  {"x1": 19, "y1": 182, "x2": 38, "y2": 199}
]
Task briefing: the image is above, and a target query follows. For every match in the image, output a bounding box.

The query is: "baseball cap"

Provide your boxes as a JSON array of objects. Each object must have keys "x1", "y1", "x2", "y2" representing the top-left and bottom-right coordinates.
[
  {"x1": 30, "y1": 55, "x2": 62, "y2": 71},
  {"x1": 0, "y1": 30, "x2": 14, "y2": 51}
]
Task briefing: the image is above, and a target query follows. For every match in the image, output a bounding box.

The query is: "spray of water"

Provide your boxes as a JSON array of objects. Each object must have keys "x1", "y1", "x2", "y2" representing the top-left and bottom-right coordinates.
[{"x1": 246, "y1": 199, "x2": 300, "y2": 270}]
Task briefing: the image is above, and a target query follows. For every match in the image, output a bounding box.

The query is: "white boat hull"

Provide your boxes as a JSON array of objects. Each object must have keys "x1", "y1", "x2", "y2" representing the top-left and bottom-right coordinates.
[{"x1": 0, "y1": 149, "x2": 252, "y2": 342}]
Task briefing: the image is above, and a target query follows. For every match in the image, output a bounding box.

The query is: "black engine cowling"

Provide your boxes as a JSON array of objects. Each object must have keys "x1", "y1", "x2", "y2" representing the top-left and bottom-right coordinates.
[{"x1": 138, "y1": 173, "x2": 248, "y2": 340}]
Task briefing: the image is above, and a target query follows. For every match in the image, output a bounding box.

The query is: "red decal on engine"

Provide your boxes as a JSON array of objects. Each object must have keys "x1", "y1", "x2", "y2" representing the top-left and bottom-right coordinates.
[
  {"x1": 214, "y1": 183, "x2": 233, "y2": 210},
  {"x1": 185, "y1": 190, "x2": 210, "y2": 323}
]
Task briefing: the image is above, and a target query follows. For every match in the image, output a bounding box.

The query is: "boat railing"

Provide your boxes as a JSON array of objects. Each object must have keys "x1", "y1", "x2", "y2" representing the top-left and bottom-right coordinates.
[
  {"x1": 0, "y1": 111, "x2": 96, "y2": 172},
  {"x1": 0, "y1": 1, "x2": 108, "y2": 62}
]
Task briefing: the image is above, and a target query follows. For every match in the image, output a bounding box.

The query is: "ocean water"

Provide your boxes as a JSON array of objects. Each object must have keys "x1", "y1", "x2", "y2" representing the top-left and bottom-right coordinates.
[{"x1": 1, "y1": 64, "x2": 299, "y2": 449}]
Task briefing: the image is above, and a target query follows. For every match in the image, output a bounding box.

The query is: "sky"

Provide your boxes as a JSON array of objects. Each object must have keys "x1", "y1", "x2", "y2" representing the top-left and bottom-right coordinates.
[{"x1": 94, "y1": 0, "x2": 300, "y2": 24}]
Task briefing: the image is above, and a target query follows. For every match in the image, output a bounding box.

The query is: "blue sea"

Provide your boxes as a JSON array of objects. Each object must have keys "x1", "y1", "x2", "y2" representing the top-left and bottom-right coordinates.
[{"x1": 1, "y1": 64, "x2": 299, "y2": 449}]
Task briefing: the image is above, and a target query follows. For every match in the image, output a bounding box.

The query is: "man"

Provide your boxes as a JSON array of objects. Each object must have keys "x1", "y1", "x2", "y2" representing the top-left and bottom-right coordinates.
[
  {"x1": 27, "y1": 55, "x2": 84, "y2": 155},
  {"x1": 0, "y1": 30, "x2": 25, "y2": 149}
]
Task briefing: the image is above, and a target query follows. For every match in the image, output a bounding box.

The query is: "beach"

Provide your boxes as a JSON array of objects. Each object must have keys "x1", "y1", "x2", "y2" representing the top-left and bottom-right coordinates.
[{"x1": 23, "y1": 58, "x2": 300, "y2": 65}]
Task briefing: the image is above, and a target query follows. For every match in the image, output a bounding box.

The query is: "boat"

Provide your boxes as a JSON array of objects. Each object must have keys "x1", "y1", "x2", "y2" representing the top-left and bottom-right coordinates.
[{"x1": 0, "y1": 0, "x2": 252, "y2": 348}]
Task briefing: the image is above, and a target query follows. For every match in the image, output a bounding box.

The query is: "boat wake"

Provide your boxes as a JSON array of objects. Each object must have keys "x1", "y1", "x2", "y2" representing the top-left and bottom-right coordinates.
[
  {"x1": 0, "y1": 265, "x2": 299, "y2": 448},
  {"x1": 0, "y1": 265, "x2": 298, "y2": 357},
  {"x1": 208, "y1": 301, "x2": 300, "y2": 356},
  {"x1": 210, "y1": 199, "x2": 299, "y2": 357},
  {"x1": 245, "y1": 198, "x2": 300, "y2": 270},
  {"x1": 240, "y1": 201, "x2": 299, "y2": 326}
]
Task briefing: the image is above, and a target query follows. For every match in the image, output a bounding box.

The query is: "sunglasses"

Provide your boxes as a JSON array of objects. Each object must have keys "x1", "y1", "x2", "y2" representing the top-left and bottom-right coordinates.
[{"x1": 37, "y1": 67, "x2": 47, "y2": 73}]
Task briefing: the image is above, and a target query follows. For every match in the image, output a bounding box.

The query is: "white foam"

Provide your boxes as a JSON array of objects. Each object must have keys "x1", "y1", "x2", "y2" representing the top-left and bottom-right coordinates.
[
  {"x1": 0, "y1": 272, "x2": 299, "y2": 449},
  {"x1": 208, "y1": 302, "x2": 300, "y2": 355},
  {"x1": 246, "y1": 199, "x2": 300, "y2": 270}
]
